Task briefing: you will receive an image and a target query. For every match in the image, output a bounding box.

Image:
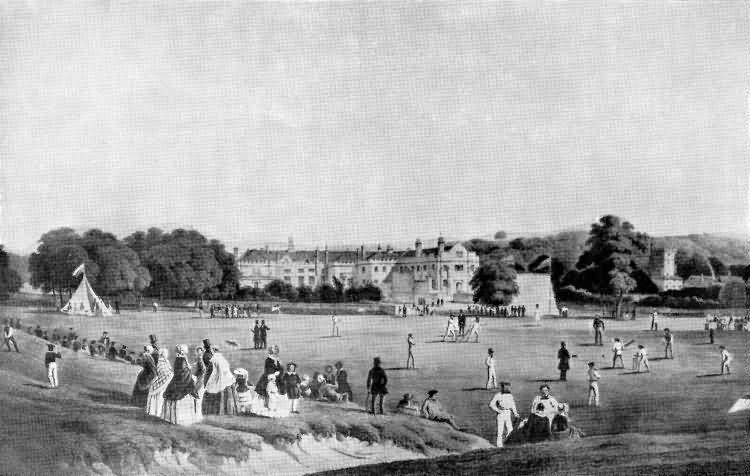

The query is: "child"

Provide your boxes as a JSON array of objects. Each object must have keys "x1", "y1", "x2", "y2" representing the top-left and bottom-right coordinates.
[
  {"x1": 486, "y1": 348, "x2": 497, "y2": 390},
  {"x1": 720, "y1": 346, "x2": 732, "y2": 375},
  {"x1": 587, "y1": 362, "x2": 600, "y2": 407},
  {"x1": 284, "y1": 363, "x2": 302, "y2": 413},
  {"x1": 45, "y1": 344, "x2": 62, "y2": 388}
]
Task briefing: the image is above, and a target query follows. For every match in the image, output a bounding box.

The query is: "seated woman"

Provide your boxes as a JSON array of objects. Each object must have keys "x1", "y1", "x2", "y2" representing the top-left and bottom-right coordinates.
[
  {"x1": 299, "y1": 375, "x2": 313, "y2": 398},
  {"x1": 316, "y1": 375, "x2": 349, "y2": 402},
  {"x1": 525, "y1": 403, "x2": 552, "y2": 442},
  {"x1": 396, "y1": 393, "x2": 421, "y2": 417},
  {"x1": 233, "y1": 368, "x2": 261, "y2": 414}
]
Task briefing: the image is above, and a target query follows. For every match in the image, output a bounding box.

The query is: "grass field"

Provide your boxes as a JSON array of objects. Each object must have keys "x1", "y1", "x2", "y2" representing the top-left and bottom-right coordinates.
[{"x1": 2, "y1": 304, "x2": 749, "y2": 474}]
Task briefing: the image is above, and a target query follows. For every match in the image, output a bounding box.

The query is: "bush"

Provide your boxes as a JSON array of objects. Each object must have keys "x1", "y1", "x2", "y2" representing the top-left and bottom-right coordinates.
[
  {"x1": 718, "y1": 278, "x2": 748, "y2": 308},
  {"x1": 637, "y1": 294, "x2": 721, "y2": 309},
  {"x1": 263, "y1": 279, "x2": 298, "y2": 301},
  {"x1": 662, "y1": 285, "x2": 721, "y2": 300}
]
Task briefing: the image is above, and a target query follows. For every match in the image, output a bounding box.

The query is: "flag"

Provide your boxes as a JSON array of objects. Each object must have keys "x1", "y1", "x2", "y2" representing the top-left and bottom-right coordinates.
[{"x1": 72, "y1": 263, "x2": 85, "y2": 277}]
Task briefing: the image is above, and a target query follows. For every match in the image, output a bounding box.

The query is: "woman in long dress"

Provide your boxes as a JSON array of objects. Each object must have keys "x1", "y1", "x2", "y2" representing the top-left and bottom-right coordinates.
[
  {"x1": 234, "y1": 368, "x2": 262, "y2": 414},
  {"x1": 162, "y1": 344, "x2": 202, "y2": 425},
  {"x1": 202, "y1": 346, "x2": 238, "y2": 415},
  {"x1": 131, "y1": 345, "x2": 157, "y2": 408},
  {"x1": 146, "y1": 347, "x2": 173, "y2": 417},
  {"x1": 255, "y1": 348, "x2": 283, "y2": 404},
  {"x1": 193, "y1": 346, "x2": 207, "y2": 410}
]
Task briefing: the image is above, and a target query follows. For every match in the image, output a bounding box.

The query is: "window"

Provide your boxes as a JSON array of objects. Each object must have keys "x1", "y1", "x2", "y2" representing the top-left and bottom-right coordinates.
[
  {"x1": 308, "y1": 268, "x2": 315, "y2": 273},
  {"x1": 456, "y1": 282, "x2": 463, "y2": 292},
  {"x1": 298, "y1": 268, "x2": 304, "y2": 273},
  {"x1": 284, "y1": 268, "x2": 291, "y2": 273},
  {"x1": 374, "y1": 266, "x2": 379, "y2": 272},
  {"x1": 456, "y1": 251, "x2": 464, "y2": 258},
  {"x1": 298, "y1": 277, "x2": 304, "y2": 286},
  {"x1": 443, "y1": 280, "x2": 449, "y2": 290},
  {"x1": 432, "y1": 264, "x2": 436, "y2": 270},
  {"x1": 455, "y1": 265, "x2": 464, "y2": 272},
  {"x1": 284, "y1": 276, "x2": 291, "y2": 282},
  {"x1": 362, "y1": 267, "x2": 366, "y2": 272},
  {"x1": 308, "y1": 276, "x2": 315, "y2": 285}
]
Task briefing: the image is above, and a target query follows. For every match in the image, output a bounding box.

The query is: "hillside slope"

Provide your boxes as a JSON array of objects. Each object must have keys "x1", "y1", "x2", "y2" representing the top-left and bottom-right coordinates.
[{"x1": 0, "y1": 332, "x2": 490, "y2": 476}]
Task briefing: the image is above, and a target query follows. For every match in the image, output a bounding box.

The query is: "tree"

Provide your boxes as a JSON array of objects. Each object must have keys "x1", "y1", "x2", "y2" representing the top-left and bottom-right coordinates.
[
  {"x1": 92, "y1": 245, "x2": 151, "y2": 297},
  {"x1": 207, "y1": 239, "x2": 241, "y2": 300},
  {"x1": 0, "y1": 246, "x2": 22, "y2": 300},
  {"x1": 316, "y1": 283, "x2": 338, "y2": 303},
  {"x1": 297, "y1": 285, "x2": 314, "y2": 302},
  {"x1": 264, "y1": 279, "x2": 298, "y2": 301},
  {"x1": 469, "y1": 262, "x2": 519, "y2": 306},
  {"x1": 674, "y1": 249, "x2": 712, "y2": 280},
  {"x1": 718, "y1": 277, "x2": 747, "y2": 308},
  {"x1": 708, "y1": 256, "x2": 727, "y2": 277},
  {"x1": 494, "y1": 231, "x2": 507, "y2": 241},
  {"x1": 575, "y1": 215, "x2": 649, "y2": 319}
]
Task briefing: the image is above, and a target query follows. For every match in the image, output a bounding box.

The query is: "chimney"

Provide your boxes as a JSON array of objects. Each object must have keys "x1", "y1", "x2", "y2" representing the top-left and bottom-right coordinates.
[
  {"x1": 377, "y1": 243, "x2": 382, "y2": 252},
  {"x1": 415, "y1": 238, "x2": 423, "y2": 257},
  {"x1": 233, "y1": 247, "x2": 239, "y2": 259},
  {"x1": 324, "y1": 244, "x2": 329, "y2": 265},
  {"x1": 386, "y1": 244, "x2": 392, "y2": 253},
  {"x1": 288, "y1": 236, "x2": 294, "y2": 253},
  {"x1": 437, "y1": 236, "x2": 445, "y2": 256},
  {"x1": 360, "y1": 244, "x2": 365, "y2": 261}
]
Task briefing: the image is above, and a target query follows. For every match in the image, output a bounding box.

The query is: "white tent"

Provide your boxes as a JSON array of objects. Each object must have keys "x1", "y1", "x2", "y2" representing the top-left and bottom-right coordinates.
[{"x1": 61, "y1": 267, "x2": 112, "y2": 317}]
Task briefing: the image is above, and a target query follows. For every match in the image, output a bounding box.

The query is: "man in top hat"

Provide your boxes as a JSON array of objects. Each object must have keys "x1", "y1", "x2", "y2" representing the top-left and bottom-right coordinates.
[
  {"x1": 45, "y1": 344, "x2": 62, "y2": 388},
  {"x1": 489, "y1": 381, "x2": 519, "y2": 447},
  {"x1": 366, "y1": 357, "x2": 388, "y2": 414},
  {"x1": 420, "y1": 390, "x2": 462, "y2": 431}
]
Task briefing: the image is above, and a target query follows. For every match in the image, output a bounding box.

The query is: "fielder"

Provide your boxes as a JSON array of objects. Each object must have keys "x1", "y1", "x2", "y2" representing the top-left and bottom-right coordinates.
[
  {"x1": 587, "y1": 362, "x2": 601, "y2": 407},
  {"x1": 485, "y1": 348, "x2": 497, "y2": 389},
  {"x1": 443, "y1": 315, "x2": 459, "y2": 342},
  {"x1": 720, "y1": 346, "x2": 732, "y2": 375},
  {"x1": 464, "y1": 317, "x2": 481, "y2": 343},
  {"x1": 488, "y1": 381, "x2": 519, "y2": 448}
]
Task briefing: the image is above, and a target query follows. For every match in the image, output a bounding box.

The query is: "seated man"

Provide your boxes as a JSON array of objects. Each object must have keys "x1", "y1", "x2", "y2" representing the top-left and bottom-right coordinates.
[
  {"x1": 317, "y1": 377, "x2": 349, "y2": 402},
  {"x1": 396, "y1": 393, "x2": 421, "y2": 417},
  {"x1": 420, "y1": 390, "x2": 461, "y2": 431}
]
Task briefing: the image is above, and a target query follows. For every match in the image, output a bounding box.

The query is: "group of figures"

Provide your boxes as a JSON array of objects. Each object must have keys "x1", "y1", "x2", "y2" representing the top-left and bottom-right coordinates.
[
  {"x1": 442, "y1": 314, "x2": 482, "y2": 342},
  {"x1": 130, "y1": 336, "x2": 356, "y2": 424},
  {"x1": 207, "y1": 302, "x2": 262, "y2": 319}
]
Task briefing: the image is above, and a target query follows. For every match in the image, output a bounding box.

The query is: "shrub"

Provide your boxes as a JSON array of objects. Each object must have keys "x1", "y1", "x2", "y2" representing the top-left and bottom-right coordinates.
[
  {"x1": 555, "y1": 285, "x2": 615, "y2": 304},
  {"x1": 718, "y1": 278, "x2": 748, "y2": 308}
]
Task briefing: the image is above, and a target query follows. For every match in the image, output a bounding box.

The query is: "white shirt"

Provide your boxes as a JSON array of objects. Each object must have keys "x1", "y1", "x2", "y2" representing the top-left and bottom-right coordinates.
[
  {"x1": 612, "y1": 342, "x2": 623, "y2": 355},
  {"x1": 638, "y1": 348, "x2": 648, "y2": 359},
  {"x1": 3, "y1": 326, "x2": 13, "y2": 338},
  {"x1": 588, "y1": 368, "x2": 600, "y2": 382},
  {"x1": 530, "y1": 395, "x2": 559, "y2": 418},
  {"x1": 721, "y1": 349, "x2": 732, "y2": 362},
  {"x1": 489, "y1": 392, "x2": 519, "y2": 417},
  {"x1": 486, "y1": 356, "x2": 496, "y2": 369}
]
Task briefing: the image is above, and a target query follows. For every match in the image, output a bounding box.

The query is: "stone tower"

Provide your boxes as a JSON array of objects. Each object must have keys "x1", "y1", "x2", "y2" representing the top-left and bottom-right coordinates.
[{"x1": 663, "y1": 249, "x2": 677, "y2": 277}]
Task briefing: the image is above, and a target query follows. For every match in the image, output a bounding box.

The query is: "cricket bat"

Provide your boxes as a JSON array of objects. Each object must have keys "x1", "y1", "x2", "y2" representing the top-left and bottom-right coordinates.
[{"x1": 623, "y1": 339, "x2": 636, "y2": 348}]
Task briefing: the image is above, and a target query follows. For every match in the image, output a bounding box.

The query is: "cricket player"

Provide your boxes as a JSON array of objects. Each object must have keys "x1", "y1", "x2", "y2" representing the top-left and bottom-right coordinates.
[
  {"x1": 663, "y1": 328, "x2": 674, "y2": 359},
  {"x1": 587, "y1": 362, "x2": 600, "y2": 407},
  {"x1": 443, "y1": 315, "x2": 458, "y2": 342},
  {"x1": 611, "y1": 338, "x2": 624, "y2": 369},
  {"x1": 45, "y1": 344, "x2": 62, "y2": 388},
  {"x1": 650, "y1": 311, "x2": 659, "y2": 331},
  {"x1": 489, "y1": 381, "x2": 519, "y2": 448},
  {"x1": 635, "y1": 345, "x2": 650, "y2": 372},
  {"x1": 534, "y1": 304, "x2": 542, "y2": 326},
  {"x1": 331, "y1": 314, "x2": 340, "y2": 337},
  {"x1": 406, "y1": 333, "x2": 416, "y2": 369},
  {"x1": 720, "y1": 346, "x2": 732, "y2": 375},
  {"x1": 486, "y1": 348, "x2": 497, "y2": 389},
  {"x1": 464, "y1": 317, "x2": 481, "y2": 343},
  {"x1": 592, "y1": 316, "x2": 605, "y2": 346}
]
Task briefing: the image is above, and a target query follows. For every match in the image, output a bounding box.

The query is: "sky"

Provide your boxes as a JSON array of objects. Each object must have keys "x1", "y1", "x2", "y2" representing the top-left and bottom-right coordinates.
[{"x1": 1, "y1": 2, "x2": 748, "y2": 253}]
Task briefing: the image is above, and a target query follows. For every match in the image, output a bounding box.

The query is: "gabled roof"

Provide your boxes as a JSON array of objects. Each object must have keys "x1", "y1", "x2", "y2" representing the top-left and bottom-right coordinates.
[{"x1": 241, "y1": 249, "x2": 319, "y2": 263}]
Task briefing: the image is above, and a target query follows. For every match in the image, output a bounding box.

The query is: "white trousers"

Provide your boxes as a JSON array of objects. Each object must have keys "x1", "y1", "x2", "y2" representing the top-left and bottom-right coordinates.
[
  {"x1": 496, "y1": 412, "x2": 513, "y2": 447},
  {"x1": 588, "y1": 382, "x2": 599, "y2": 406},
  {"x1": 486, "y1": 368, "x2": 497, "y2": 389},
  {"x1": 47, "y1": 363, "x2": 58, "y2": 388}
]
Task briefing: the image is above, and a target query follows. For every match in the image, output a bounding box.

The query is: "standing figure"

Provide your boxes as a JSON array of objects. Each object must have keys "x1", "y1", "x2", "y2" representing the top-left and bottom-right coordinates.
[
  {"x1": 533, "y1": 304, "x2": 541, "y2": 326},
  {"x1": 485, "y1": 348, "x2": 497, "y2": 390},
  {"x1": 132, "y1": 344, "x2": 157, "y2": 407},
  {"x1": 406, "y1": 333, "x2": 416, "y2": 369},
  {"x1": 334, "y1": 361, "x2": 352, "y2": 400},
  {"x1": 592, "y1": 316, "x2": 605, "y2": 346},
  {"x1": 202, "y1": 345, "x2": 239, "y2": 415},
  {"x1": 162, "y1": 344, "x2": 202, "y2": 425},
  {"x1": 557, "y1": 342, "x2": 570, "y2": 381},
  {"x1": 457, "y1": 311, "x2": 466, "y2": 337},
  {"x1": 635, "y1": 345, "x2": 650, "y2": 372},
  {"x1": 283, "y1": 363, "x2": 302, "y2": 414},
  {"x1": 489, "y1": 381, "x2": 519, "y2": 448},
  {"x1": 260, "y1": 320, "x2": 270, "y2": 349},
  {"x1": 663, "y1": 328, "x2": 674, "y2": 359},
  {"x1": 323, "y1": 365, "x2": 337, "y2": 385},
  {"x1": 331, "y1": 314, "x2": 340, "y2": 337},
  {"x1": 252, "y1": 321, "x2": 260, "y2": 349},
  {"x1": 587, "y1": 362, "x2": 600, "y2": 407},
  {"x1": 650, "y1": 311, "x2": 659, "y2": 331},
  {"x1": 193, "y1": 346, "x2": 207, "y2": 410},
  {"x1": 44, "y1": 344, "x2": 62, "y2": 388},
  {"x1": 464, "y1": 317, "x2": 481, "y2": 343},
  {"x1": 366, "y1": 357, "x2": 388, "y2": 414},
  {"x1": 720, "y1": 346, "x2": 732, "y2": 375},
  {"x1": 146, "y1": 348, "x2": 174, "y2": 417},
  {"x1": 4, "y1": 319, "x2": 19, "y2": 352},
  {"x1": 708, "y1": 318, "x2": 716, "y2": 344},
  {"x1": 611, "y1": 338, "x2": 624, "y2": 369},
  {"x1": 443, "y1": 315, "x2": 458, "y2": 342}
]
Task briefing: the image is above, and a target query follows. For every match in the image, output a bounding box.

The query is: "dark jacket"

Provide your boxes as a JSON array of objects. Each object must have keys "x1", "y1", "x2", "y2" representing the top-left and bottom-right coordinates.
[
  {"x1": 557, "y1": 348, "x2": 571, "y2": 371},
  {"x1": 366, "y1": 366, "x2": 388, "y2": 395},
  {"x1": 164, "y1": 356, "x2": 197, "y2": 401}
]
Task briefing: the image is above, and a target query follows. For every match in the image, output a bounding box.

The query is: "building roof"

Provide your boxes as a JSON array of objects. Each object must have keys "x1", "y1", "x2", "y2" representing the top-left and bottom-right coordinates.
[
  {"x1": 365, "y1": 251, "x2": 402, "y2": 261},
  {"x1": 240, "y1": 249, "x2": 319, "y2": 263}
]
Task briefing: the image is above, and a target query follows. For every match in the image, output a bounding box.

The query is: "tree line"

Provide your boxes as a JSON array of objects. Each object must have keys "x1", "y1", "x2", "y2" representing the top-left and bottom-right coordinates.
[
  {"x1": 28, "y1": 227, "x2": 240, "y2": 308},
  {"x1": 251, "y1": 277, "x2": 383, "y2": 303}
]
